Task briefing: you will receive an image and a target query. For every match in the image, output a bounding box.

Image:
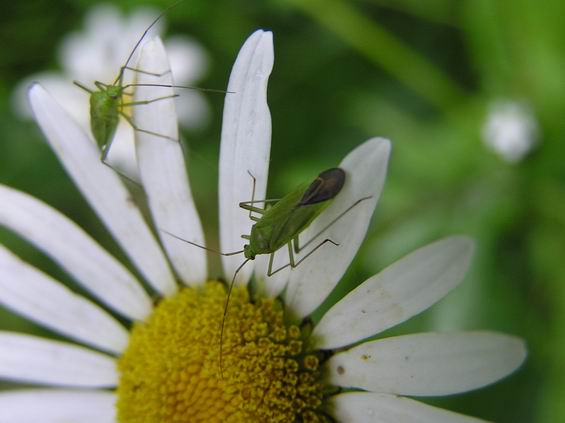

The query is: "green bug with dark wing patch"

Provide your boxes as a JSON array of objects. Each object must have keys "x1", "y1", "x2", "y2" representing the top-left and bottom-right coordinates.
[{"x1": 163, "y1": 167, "x2": 371, "y2": 375}]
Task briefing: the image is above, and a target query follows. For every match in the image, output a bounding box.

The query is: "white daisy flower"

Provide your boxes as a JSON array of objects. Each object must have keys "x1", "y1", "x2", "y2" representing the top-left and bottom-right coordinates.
[
  {"x1": 0, "y1": 30, "x2": 526, "y2": 422},
  {"x1": 11, "y1": 3, "x2": 210, "y2": 177},
  {"x1": 482, "y1": 100, "x2": 539, "y2": 163}
]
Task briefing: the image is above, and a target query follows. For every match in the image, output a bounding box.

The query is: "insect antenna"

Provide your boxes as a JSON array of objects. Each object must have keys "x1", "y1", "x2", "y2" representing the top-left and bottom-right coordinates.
[
  {"x1": 160, "y1": 229, "x2": 244, "y2": 256},
  {"x1": 220, "y1": 258, "x2": 251, "y2": 379},
  {"x1": 113, "y1": 0, "x2": 185, "y2": 86}
]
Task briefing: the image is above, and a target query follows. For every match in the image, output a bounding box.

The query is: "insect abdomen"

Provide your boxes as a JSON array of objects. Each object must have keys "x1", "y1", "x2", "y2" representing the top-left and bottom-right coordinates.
[{"x1": 90, "y1": 91, "x2": 120, "y2": 149}]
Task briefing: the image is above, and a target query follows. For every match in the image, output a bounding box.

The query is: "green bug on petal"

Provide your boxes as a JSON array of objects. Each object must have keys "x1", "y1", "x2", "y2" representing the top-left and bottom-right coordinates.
[
  {"x1": 162, "y1": 167, "x2": 371, "y2": 376},
  {"x1": 73, "y1": 2, "x2": 226, "y2": 173}
]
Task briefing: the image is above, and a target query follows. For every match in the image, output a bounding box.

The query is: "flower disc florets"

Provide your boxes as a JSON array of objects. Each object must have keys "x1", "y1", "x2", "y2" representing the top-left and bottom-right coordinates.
[{"x1": 117, "y1": 282, "x2": 329, "y2": 423}]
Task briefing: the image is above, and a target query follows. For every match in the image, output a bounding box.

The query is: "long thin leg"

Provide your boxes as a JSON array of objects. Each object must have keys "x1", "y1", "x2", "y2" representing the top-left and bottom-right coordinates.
[
  {"x1": 94, "y1": 81, "x2": 108, "y2": 90},
  {"x1": 296, "y1": 196, "x2": 373, "y2": 253},
  {"x1": 288, "y1": 242, "x2": 296, "y2": 266},
  {"x1": 240, "y1": 199, "x2": 281, "y2": 205},
  {"x1": 122, "y1": 94, "x2": 179, "y2": 107},
  {"x1": 267, "y1": 250, "x2": 276, "y2": 275},
  {"x1": 96, "y1": 131, "x2": 141, "y2": 187},
  {"x1": 125, "y1": 82, "x2": 231, "y2": 94},
  {"x1": 99, "y1": 158, "x2": 141, "y2": 187},
  {"x1": 73, "y1": 81, "x2": 93, "y2": 93},
  {"x1": 238, "y1": 171, "x2": 281, "y2": 217},
  {"x1": 121, "y1": 66, "x2": 171, "y2": 78},
  {"x1": 293, "y1": 236, "x2": 300, "y2": 254},
  {"x1": 239, "y1": 199, "x2": 281, "y2": 216},
  {"x1": 247, "y1": 170, "x2": 257, "y2": 220},
  {"x1": 267, "y1": 238, "x2": 339, "y2": 276},
  {"x1": 120, "y1": 112, "x2": 178, "y2": 142}
]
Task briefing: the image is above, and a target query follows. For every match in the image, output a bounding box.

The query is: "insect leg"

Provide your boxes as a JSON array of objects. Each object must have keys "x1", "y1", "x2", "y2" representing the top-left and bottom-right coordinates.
[
  {"x1": 239, "y1": 202, "x2": 268, "y2": 216},
  {"x1": 99, "y1": 157, "x2": 141, "y2": 187},
  {"x1": 293, "y1": 236, "x2": 300, "y2": 254},
  {"x1": 122, "y1": 94, "x2": 179, "y2": 107},
  {"x1": 93, "y1": 118, "x2": 141, "y2": 186},
  {"x1": 238, "y1": 171, "x2": 282, "y2": 219},
  {"x1": 239, "y1": 199, "x2": 280, "y2": 213},
  {"x1": 296, "y1": 196, "x2": 373, "y2": 253},
  {"x1": 94, "y1": 81, "x2": 109, "y2": 90},
  {"x1": 73, "y1": 81, "x2": 94, "y2": 93},
  {"x1": 267, "y1": 238, "x2": 339, "y2": 276},
  {"x1": 267, "y1": 250, "x2": 276, "y2": 275},
  {"x1": 288, "y1": 242, "x2": 296, "y2": 267},
  {"x1": 121, "y1": 66, "x2": 171, "y2": 78},
  {"x1": 120, "y1": 112, "x2": 178, "y2": 142},
  {"x1": 125, "y1": 82, "x2": 230, "y2": 94},
  {"x1": 246, "y1": 170, "x2": 257, "y2": 220}
]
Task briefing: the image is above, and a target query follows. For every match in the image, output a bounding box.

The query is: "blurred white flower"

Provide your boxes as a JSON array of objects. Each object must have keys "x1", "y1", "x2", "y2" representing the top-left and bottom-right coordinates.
[
  {"x1": 482, "y1": 100, "x2": 539, "y2": 163},
  {"x1": 12, "y1": 3, "x2": 210, "y2": 177}
]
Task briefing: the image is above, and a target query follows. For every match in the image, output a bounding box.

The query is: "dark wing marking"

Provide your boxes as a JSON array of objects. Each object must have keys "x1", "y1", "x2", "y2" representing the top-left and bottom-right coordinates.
[{"x1": 299, "y1": 168, "x2": 345, "y2": 205}]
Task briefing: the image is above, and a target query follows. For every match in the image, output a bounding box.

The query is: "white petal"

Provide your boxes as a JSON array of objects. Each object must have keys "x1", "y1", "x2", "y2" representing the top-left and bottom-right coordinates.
[
  {"x1": 0, "y1": 245, "x2": 128, "y2": 354},
  {"x1": 286, "y1": 138, "x2": 391, "y2": 318},
  {"x1": 0, "y1": 390, "x2": 116, "y2": 423},
  {"x1": 219, "y1": 30, "x2": 274, "y2": 285},
  {"x1": 0, "y1": 332, "x2": 117, "y2": 387},
  {"x1": 0, "y1": 184, "x2": 152, "y2": 321},
  {"x1": 12, "y1": 73, "x2": 87, "y2": 124},
  {"x1": 327, "y1": 331, "x2": 527, "y2": 396},
  {"x1": 28, "y1": 83, "x2": 177, "y2": 296},
  {"x1": 314, "y1": 236, "x2": 475, "y2": 349},
  {"x1": 330, "y1": 392, "x2": 485, "y2": 423},
  {"x1": 134, "y1": 37, "x2": 207, "y2": 285}
]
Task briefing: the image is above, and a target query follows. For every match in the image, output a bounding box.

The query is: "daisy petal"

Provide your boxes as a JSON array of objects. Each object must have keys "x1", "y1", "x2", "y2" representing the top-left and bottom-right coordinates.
[
  {"x1": 219, "y1": 30, "x2": 274, "y2": 285},
  {"x1": 327, "y1": 331, "x2": 527, "y2": 396},
  {"x1": 330, "y1": 392, "x2": 485, "y2": 423},
  {"x1": 286, "y1": 138, "x2": 391, "y2": 318},
  {"x1": 0, "y1": 390, "x2": 116, "y2": 423},
  {"x1": 28, "y1": 83, "x2": 176, "y2": 296},
  {"x1": 134, "y1": 37, "x2": 207, "y2": 285},
  {"x1": 0, "y1": 245, "x2": 128, "y2": 354},
  {"x1": 0, "y1": 184, "x2": 152, "y2": 321},
  {"x1": 0, "y1": 332, "x2": 117, "y2": 387},
  {"x1": 313, "y1": 236, "x2": 474, "y2": 349}
]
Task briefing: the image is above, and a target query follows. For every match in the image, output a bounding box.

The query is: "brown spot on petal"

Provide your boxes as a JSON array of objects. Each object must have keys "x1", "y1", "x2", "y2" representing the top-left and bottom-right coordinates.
[{"x1": 337, "y1": 365, "x2": 345, "y2": 375}]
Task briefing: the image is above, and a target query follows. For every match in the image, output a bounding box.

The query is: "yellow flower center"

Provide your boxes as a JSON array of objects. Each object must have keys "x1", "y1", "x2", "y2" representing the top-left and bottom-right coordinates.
[{"x1": 117, "y1": 281, "x2": 328, "y2": 422}]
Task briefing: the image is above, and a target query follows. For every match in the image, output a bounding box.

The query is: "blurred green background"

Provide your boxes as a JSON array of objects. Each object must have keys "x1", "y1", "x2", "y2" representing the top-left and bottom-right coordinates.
[{"x1": 1, "y1": 0, "x2": 564, "y2": 421}]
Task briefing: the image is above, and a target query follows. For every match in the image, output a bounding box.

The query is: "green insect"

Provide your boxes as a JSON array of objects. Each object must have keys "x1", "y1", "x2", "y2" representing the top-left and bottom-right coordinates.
[
  {"x1": 164, "y1": 167, "x2": 371, "y2": 375},
  {"x1": 72, "y1": 2, "x2": 224, "y2": 170}
]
